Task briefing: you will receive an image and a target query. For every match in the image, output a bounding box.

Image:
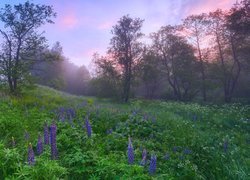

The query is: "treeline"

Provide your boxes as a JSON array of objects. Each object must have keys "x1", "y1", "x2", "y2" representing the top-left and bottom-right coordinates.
[
  {"x1": 32, "y1": 42, "x2": 90, "y2": 95},
  {"x1": 0, "y1": 1, "x2": 249, "y2": 103},
  {"x1": 90, "y1": 0, "x2": 250, "y2": 103}
]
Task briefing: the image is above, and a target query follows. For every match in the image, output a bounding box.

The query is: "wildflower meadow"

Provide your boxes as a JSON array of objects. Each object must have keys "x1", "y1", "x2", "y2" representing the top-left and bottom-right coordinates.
[{"x1": 0, "y1": 86, "x2": 249, "y2": 179}]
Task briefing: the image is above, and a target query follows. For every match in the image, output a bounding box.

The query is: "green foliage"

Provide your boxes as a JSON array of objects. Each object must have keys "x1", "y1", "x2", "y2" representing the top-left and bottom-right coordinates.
[
  {"x1": 89, "y1": 76, "x2": 121, "y2": 99},
  {"x1": 0, "y1": 1, "x2": 56, "y2": 93},
  {"x1": 14, "y1": 156, "x2": 67, "y2": 179},
  {"x1": 0, "y1": 144, "x2": 22, "y2": 177},
  {"x1": 49, "y1": 77, "x2": 66, "y2": 90},
  {"x1": 0, "y1": 86, "x2": 249, "y2": 179}
]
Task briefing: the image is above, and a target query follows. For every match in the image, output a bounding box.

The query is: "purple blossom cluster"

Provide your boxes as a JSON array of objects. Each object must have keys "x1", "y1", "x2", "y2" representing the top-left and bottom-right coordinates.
[
  {"x1": 106, "y1": 128, "x2": 113, "y2": 134},
  {"x1": 140, "y1": 149, "x2": 147, "y2": 166},
  {"x1": 85, "y1": 117, "x2": 92, "y2": 137},
  {"x1": 50, "y1": 122, "x2": 58, "y2": 159},
  {"x1": 44, "y1": 122, "x2": 50, "y2": 145},
  {"x1": 149, "y1": 154, "x2": 157, "y2": 174},
  {"x1": 127, "y1": 137, "x2": 134, "y2": 164},
  {"x1": 24, "y1": 121, "x2": 59, "y2": 164},
  {"x1": 223, "y1": 140, "x2": 228, "y2": 153},
  {"x1": 57, "y1": 107, "x2": 76, "y2": 124},
  {"x1": 37, "y1": 134, "x2": 43, "y2": 155},
  {"x1": 28, "y1": 143, "x2": 35, "y2": 165},
  {"x1": 125, "y1": 138, "x2": 195, "y2": 175},
  {"x1": 183, "y1": 148, "x2": 192, "y2": 155}
]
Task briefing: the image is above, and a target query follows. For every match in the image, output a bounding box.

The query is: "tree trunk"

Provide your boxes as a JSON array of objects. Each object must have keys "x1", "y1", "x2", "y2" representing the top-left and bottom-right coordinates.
[
  {"x1": 13, "y1": 38, "x2": 22, "y2": 91},
  {"x1": 196, "y1": 32, "x2": 207, "y2": 101},
  {"x1": 123, "y1": 62, "x2": 131, "y2": 103},
  {"x1": 7, "y1": 75, "x2": 14, "y2": 92},
  {"x1": 200, "y1": 61, "x2": 206, "y2": 101},
  {"x1": 223, "y1": 35, "x2": 241, "y2": 103}
]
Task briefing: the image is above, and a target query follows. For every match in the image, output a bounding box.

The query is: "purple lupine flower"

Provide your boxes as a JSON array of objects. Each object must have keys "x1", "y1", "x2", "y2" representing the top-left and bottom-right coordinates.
[
  {"x1": 106, "y1": 129, "x2": 113, "y2": 134},
  {"x1": 44, "y1": 123, "x2": 49, "y2": 145},
  {"x1": 50, "y1": 123, "x2": 58, "y2": 159},
  {"x1": 143, "y1": 113, "x2": 148, "y2": 121},
  {"x1": 37, "y1": 134, "x2": 43, "y2": 155},
  {"x1": 127, "y1": 137, "x2": 134, "y2": 164},
  {"x1": 28, "y1": 143, "x2": 35, "y2": 165},
  {"x1": 68, "y1": 108, "x2": 76, "y2": 118},
  {"x1": 24, "y1": 130, "x2": 30, "y2": 141},
  {"x1": 183, "y1": 148, "x2": 192, "y2": 155},
  {"x1": 59, "y1": 110, "x2": 64, "y2": 122},
  {"x1": 85, "y1": 117, "x2": 92, "y2": 137},
  {"x1": 223, "y1": 140, "x2": 228, "y2": 153},
  {"x1": 149, "y1": 154, "x2": 157, "y2": 174},
  {"x1": 172, "y1": 146, "x2": 179, "y2": 153},
  {"x1": 11, "y1": 137, "x2": 15, "y2": 147},
  {"x1": 192, "y1": 114, "x2": 197, "y2": 121},
  {"x1": 140, "y1": 149, "x2": 147, "y2": 166}
]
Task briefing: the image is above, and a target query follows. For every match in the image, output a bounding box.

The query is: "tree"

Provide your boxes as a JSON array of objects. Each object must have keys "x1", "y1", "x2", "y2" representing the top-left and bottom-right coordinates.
[
  {"x1": 183, "y1": 14, "x2": 209, "y2": 101},
  {"x1": 75, "y1": 65, "x2": 91, "y2": 94},
  {"x1": 227, "y1": 0, "x2": 250, "y2": 101},
  {"x1": 109, "y1": 15, "x2": 144, "y2": 102},
  {"x1": 90, "y1": 53, "x2": 121, "y2": 98},
  {"x1": 32, "y1": 42, "x2": 65, "y2": 90},
  {"x1": 151, "y1": 26, "x2": 199, "y2": 101},
  {"x1": 0, "y1": 1, "x2": 56, "y2": 93},
  {"x1": 208, "y1": 9, "x2": 246, "y2": 102},
  {"x1": 227, "y1": 0, "x2": 250, "y2": 35},
  {"x1": 138, "y1": 50, "x2": 163, "y2": 99}
]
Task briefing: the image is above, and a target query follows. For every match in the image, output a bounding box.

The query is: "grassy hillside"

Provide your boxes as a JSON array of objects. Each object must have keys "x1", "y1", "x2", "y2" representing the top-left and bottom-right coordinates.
[{"x1": 0, "y1": 85, "x2": 249, "y2": 179}]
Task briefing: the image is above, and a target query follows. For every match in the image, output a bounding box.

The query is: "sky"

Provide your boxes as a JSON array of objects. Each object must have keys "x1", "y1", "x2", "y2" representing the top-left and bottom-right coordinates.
[{"x1": 0, "y1": 0, "x2": 236, "y2": 67}]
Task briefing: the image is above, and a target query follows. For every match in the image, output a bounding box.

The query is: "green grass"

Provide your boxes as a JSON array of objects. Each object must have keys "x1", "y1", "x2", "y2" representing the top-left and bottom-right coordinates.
[{"x1": 0, "y1": 85, "x2": 249, "y2": 179}]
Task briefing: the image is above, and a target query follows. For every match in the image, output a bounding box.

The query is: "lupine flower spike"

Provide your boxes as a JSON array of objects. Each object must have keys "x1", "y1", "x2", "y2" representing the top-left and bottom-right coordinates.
[
  {"x1": 149, "y1": 154, "x2": 157, "y2": 174},
  {"x1": 44, "y1": 122, "x2": 49, "y2": 145},
  {"x1": 127, "y1": 137, "x2": 134, "y2": 164},
  {"x1": 24, "y1": 130, "x2": 30, "y2": 141},
  {"x1": 28, "y1": 143, "x2": 35, "y2": 165},
  {"x1": 37, "y1": 134, "x2": 43, "y2": 155},
  {"x1": 106, "y1": 129, "x2": 113, "y2": 134},
  {"x1": 50, "y1": 122, "x2": 58, "y2": 159},
  {"x1": 223, "y1": 140, "x2": 228, "y2": 153},
  {"x1": 183, "y1": 148, "x2": 192, "y2": 155},
  {"x1": 140, "y1": 149, "x2": 147, "y2": 166},
  {"x1": 85, "y1": 117, "x2": 92, "y2": 137}
]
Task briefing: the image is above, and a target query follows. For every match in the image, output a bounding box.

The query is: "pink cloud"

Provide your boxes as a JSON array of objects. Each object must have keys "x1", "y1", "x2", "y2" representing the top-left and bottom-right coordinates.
[
  {"x1": 62, "y1": 16, "x2": 78, "y2": 28},
  {"x1": 188, "y1": 0, "x2": 235, "y2": 15},
  {"x1": 57, "y1": 11, "x2": 93, "y2": 30},
  {"x1": 60, "y1": 13, "x2": 78, "y2": 29}
]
